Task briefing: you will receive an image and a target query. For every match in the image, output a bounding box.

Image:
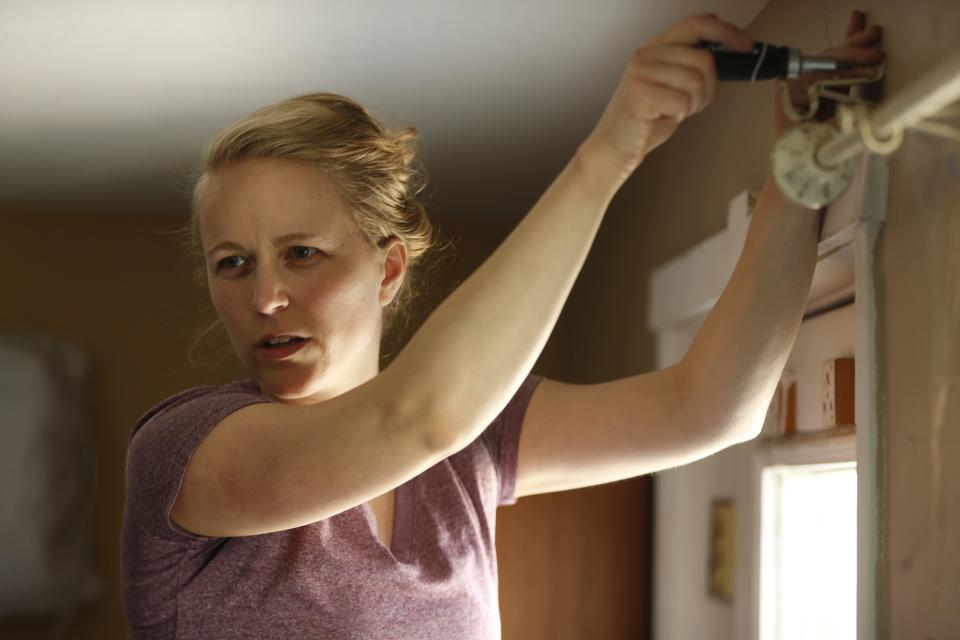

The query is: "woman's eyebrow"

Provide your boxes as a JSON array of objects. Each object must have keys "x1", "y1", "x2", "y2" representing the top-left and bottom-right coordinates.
[
  {"x1": 205, "y1": 232, "x2": 325, "y2": 258},
  {"x1": 206, "y1": 240, "x2": 243, "y2": 258},
  {"x1": 273, "y1": 232, "x2": 325, "y2": 245}
]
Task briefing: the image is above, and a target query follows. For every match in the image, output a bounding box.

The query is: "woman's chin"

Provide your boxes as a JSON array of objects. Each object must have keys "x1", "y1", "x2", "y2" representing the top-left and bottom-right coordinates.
[{"x1": 256, "y1": 369, "x2": 322, "y2": 404}]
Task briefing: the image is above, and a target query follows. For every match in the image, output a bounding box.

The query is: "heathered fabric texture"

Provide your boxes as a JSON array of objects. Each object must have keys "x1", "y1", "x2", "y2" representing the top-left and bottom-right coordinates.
[{"x1": 121, "y1": 374, "x2": 542, "y2": 640}]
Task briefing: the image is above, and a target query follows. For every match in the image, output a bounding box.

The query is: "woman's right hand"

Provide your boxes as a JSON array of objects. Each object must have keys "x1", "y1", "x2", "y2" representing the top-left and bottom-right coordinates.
[{"x1": 583, "y1": 13, "x2": 755, "y2": 183}]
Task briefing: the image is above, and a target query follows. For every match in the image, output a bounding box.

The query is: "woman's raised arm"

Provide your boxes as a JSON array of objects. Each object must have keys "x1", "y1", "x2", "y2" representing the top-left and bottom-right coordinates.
[
  {"x1": 170, "y1": 14, "x2": 755, "y2": 538},
  {"x1": 388, "y1": 14, "x2": 754, "y2": 451}
]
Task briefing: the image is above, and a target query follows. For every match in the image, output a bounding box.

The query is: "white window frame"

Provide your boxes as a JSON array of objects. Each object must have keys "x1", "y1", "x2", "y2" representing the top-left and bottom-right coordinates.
[
  {"x1": 758, "y1": 460, "x2": 859, "y2": 640},
  {"x1": 648, "y1": 152, "x2": 887, "y2": 640}
]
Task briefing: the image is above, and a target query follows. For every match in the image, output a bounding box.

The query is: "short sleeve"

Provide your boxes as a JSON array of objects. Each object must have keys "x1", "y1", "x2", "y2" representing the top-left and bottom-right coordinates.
[
  {"x1": 480, "y1": 374, "x2": 543, "y2": 506},
  {"x1": 123, "y1": 382, "x2": 270, "y2": 541}
]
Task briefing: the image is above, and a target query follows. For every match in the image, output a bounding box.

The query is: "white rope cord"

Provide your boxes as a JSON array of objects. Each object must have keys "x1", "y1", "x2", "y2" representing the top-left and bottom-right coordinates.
[
  {"x1": 778, "y1": 63, "x2": 886, "y2": 123},
  {"x1": 834, "y1": 102, "x2": 905, "y2": 155}
]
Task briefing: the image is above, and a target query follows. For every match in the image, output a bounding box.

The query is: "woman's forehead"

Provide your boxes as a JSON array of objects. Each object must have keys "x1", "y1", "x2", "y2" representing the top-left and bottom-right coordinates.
[{"x1": 199, "y1": 159, "x2": 354, "y2": 246}]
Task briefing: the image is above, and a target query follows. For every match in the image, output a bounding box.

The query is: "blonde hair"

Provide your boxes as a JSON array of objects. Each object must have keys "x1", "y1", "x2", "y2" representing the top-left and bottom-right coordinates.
[{"x1": 182, "y1": 92, "x2": 453, "y2": 361}]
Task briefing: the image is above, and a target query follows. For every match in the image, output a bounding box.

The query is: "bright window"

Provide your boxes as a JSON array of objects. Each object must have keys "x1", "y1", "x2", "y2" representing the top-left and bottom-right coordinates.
[{"x1": 760, "y1": 462, "x2": 857, "y2": 640}]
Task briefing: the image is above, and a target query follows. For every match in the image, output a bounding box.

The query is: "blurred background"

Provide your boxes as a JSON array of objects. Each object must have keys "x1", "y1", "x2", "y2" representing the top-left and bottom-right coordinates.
[{"x1": 2, "y1": 1, "x2": 958, "y2": 638}]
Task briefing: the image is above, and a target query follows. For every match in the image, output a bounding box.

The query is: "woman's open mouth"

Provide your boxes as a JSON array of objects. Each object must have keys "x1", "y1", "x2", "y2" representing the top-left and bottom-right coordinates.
[{"x1": 257, "y1": 336, "x2": 309, "y2": 361}]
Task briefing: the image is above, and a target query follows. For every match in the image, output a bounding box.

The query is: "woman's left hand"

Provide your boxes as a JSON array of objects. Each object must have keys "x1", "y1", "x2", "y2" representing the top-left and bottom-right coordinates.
[{"x1": 771, "y1": 10, "x2": 885, "y2": 142}]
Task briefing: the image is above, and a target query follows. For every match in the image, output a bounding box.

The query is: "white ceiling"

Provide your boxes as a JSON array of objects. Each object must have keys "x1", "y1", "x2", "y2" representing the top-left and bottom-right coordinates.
[{"x1": 2, "y1": 0, "x2": 768, "y2": 217}]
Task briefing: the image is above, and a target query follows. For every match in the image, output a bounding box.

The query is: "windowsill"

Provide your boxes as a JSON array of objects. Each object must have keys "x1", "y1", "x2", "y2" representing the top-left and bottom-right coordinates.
[
  {"x1": 753, "y1": 426, "x2": 857, "y2": 466},
  {"x1": 757, "y1": 426, "x2": 856, "y2": 448}
]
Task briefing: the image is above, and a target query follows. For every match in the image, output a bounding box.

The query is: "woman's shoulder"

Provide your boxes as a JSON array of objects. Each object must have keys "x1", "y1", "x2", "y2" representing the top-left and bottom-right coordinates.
[
  {"x1": 129, "y1": 378, "x2": 268, "y2": 442},
  {"x1": 122, "y1": 378, "x2": 271, "y2": 543}
]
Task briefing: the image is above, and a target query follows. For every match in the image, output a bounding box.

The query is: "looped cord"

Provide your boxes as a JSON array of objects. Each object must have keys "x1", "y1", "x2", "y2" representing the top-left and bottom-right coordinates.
[
  {"x1": 778, "y1": 62, "x2": 887, "y2": 123},
  {"x1": 854, "y1": 102, "x2": 904, "y2": 154}
]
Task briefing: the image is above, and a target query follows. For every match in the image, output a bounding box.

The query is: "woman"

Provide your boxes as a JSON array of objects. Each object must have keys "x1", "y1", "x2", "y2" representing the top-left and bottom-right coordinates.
[{"x1": 121, "y1": 11, "x2": 883, "y2": 639}]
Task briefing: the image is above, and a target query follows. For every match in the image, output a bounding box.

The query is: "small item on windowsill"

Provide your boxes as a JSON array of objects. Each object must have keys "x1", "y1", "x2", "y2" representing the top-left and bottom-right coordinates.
[
  {"x1": 823, "y1": 357, "x2": 856, "y2": 429},
  {"x1": 779, "y1": 369, "x2": 798, "y2": 436},
  {"x1": 760, "y1": 369, "x2": 797, "y2": 440},
  {"x1": 783, "y1": 374, "x2": 798, "y2": 436}
]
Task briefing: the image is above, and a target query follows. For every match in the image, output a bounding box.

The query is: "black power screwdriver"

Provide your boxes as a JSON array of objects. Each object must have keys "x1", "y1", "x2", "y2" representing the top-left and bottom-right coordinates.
[{"x1": 698, "y1": 40, "x2": 855, "y2": 81}]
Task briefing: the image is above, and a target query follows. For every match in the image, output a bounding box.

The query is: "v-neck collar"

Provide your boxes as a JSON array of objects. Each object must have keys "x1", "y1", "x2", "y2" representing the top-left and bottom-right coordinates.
[
  {"x1": 238, "y1": 377, "x2": 419, "y2": 563},
  {"x1": 363, "y1": 476, "x2": 416, "y2": 564}
]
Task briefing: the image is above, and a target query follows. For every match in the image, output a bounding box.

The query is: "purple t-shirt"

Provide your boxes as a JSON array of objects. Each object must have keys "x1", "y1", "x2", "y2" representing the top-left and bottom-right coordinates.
[{"x1": 121, "y1": 374, "x2": 542, "y2": 640}]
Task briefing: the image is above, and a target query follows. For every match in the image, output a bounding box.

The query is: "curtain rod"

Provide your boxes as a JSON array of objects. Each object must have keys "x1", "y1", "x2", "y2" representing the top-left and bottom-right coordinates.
[{"x1": 817, "y1": 47, "x2": 960, "y2": 167}]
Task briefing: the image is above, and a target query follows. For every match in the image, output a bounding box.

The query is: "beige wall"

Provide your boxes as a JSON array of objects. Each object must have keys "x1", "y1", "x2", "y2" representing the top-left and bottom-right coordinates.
[
  {"x1": 867, "y1": 4, "x2": 960, "y2": 635},
  {"x1": 0, "y1": 212, "x2": 242, "y2": 639},
  {"x1": 562, "y1": 1, "x2": 959, "y2": 637}
]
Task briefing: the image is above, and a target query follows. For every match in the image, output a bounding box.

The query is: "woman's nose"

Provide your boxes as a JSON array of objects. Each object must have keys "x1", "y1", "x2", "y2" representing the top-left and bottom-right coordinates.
[{"x1": 249, "y1": 270, "x2": 289, "y2": 315}]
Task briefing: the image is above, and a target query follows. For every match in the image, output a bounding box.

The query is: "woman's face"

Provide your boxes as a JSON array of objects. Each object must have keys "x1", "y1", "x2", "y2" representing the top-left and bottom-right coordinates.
[{"x1": 198, "y1": 158, "x2": 407, "y2": 404}]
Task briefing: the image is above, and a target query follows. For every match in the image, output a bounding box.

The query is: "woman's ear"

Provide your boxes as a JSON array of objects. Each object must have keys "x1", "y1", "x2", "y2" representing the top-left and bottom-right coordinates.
[{"x1": 378, "y1": 237, "x2": 408, "y2": 307}]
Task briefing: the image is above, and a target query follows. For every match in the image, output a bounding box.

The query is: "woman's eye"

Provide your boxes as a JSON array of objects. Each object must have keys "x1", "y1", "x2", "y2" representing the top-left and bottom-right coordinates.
[
  {"x1": 289, "y1": 246, "x2": 320, "y2": 260},
  {"x1": 216, "y1": 255, "x2": 249, "y2": 271}
]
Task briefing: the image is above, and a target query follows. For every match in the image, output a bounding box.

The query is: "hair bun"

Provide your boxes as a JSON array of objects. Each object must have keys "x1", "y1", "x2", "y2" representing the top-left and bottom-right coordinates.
[{"x1": 393, "y1": 127, "x2": 419, "y2": 170}]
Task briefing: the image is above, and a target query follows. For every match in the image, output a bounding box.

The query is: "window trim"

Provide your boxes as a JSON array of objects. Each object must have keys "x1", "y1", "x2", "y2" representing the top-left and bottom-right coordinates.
[{"x1": 648, "y1": 153, "x2": 887, "y2": 640}]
